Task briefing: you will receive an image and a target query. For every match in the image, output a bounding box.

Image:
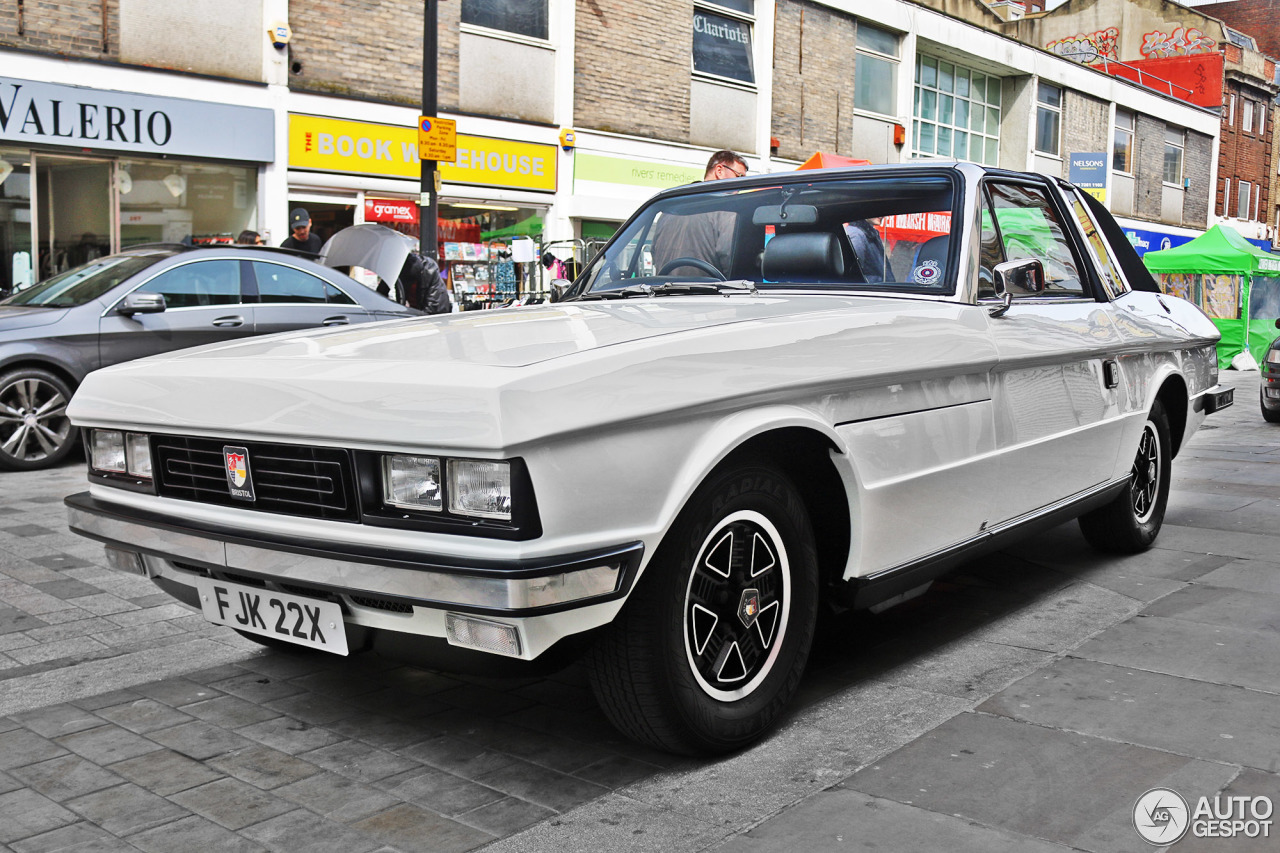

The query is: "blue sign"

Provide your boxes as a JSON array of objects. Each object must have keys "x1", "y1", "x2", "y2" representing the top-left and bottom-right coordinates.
[
  {"x1": 1124, "y1": 227, "x2": 1195, "y2": 257},
  {"x1": 1068, "y1": 152, "x2": 1107, "y2": 189}
]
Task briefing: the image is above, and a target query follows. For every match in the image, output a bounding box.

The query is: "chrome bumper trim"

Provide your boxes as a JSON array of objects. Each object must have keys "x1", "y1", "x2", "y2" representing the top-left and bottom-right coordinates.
[{"x1": 66, "y1": 493, "x2": 641, "y2": 615}]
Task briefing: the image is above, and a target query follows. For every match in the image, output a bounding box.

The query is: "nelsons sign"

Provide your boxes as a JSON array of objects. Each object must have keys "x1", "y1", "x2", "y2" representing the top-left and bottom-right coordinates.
[{"x1": 0, "y1": 77, "x2": 274, "y2": 162}]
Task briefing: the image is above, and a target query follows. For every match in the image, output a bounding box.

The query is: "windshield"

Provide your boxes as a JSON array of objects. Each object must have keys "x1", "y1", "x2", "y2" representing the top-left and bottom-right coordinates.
[
  {"x1": 3, "y1": 253, "x2": 170, "y2": 308},
  {"x1": 577, "y1": 172, "x2": 957, "y2": 296}
]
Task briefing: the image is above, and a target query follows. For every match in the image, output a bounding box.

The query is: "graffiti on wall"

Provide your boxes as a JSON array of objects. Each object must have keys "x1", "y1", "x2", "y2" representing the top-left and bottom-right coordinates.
[
  {"x1": 1141, "y1": 27, "x2": 1217, "y2": 58},
  {"x1": 1046, "y1": 27, "x2": 1119, "y2": 65}
]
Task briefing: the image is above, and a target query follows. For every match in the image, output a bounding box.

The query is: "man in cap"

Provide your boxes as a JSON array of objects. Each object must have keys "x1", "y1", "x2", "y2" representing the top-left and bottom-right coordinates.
[{"x1": 280, "y1": 208, "x2": 323, "y2": 253}]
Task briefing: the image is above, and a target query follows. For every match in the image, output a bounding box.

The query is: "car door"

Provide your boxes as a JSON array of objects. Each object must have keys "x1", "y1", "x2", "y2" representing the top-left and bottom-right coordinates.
[
  {"x1": 246, "y1": 260, "x2": 371, "y2": 334},
  {"x1": 98, "y1": 258, "x2": 257, "y2": 368},
  {"x1": 981, "y1": 178, "x2": 1127, "y2": 525}
]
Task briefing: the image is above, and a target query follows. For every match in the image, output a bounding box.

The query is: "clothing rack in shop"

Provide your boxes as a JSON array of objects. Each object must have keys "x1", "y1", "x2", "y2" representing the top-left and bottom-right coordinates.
[{"x1": 536, "y1": 238, "x2": 590, "y2": 301}]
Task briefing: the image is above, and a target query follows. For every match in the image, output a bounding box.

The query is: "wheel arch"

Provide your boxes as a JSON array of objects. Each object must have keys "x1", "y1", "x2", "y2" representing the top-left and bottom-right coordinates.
[
  {"x1": 655, "y1": 409, "x2": 856, "y2": 597},
  {"x1": 0, "y1": 354, "x2": 84, "y2": 395},
  {"x1": 1152, "y1": 372, "x2": 1189, "y2": 458}
]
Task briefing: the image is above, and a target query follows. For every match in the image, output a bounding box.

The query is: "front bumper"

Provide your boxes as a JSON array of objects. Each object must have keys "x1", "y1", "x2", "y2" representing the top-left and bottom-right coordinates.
[{"x1": 65, "y1": 491, "x2": 643, "y2": 659}]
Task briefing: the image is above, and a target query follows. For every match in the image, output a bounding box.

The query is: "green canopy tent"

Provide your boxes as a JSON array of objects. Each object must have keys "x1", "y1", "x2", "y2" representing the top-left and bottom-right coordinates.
[{"x1": 1144, "y1": 224, "x2": 1280, "y2": 368}]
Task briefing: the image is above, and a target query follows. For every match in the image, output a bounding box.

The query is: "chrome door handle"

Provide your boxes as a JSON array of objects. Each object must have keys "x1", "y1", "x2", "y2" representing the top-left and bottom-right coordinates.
[
  {"x1": 212, "y1": 316, "x2": 244, "y2": 327},
  {"x1": 322, "y1": 316, "x2": 350, "y2": 326}
]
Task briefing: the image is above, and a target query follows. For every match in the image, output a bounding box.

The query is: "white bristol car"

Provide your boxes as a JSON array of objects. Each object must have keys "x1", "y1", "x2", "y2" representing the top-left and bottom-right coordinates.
[{"x1": 66, "y1": 163, "x2": 1231, "y2": 755}]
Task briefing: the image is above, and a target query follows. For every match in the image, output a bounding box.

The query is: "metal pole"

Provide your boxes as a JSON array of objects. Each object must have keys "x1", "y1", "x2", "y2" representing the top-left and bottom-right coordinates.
[{"x1": 421, "y1": 0, "x2": 439, "y2": 260}]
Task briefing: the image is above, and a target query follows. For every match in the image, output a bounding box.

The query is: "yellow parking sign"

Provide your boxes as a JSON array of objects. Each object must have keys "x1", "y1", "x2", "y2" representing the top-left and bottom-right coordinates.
[{"x1": 418, "y1": 116, "x2": 456, "y2": 162}]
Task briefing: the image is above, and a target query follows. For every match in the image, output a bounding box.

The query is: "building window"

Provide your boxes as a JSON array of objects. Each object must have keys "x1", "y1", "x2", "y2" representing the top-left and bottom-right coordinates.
[
  {"x1": 1244, "y1": 100, "x2": 1255, "y2": 133},
  {"x1": 1223, "y1": 179, "x2": 1231, "y2": 217},
  {"x1": 693, "y1": 2, "x2": 755, "y2": 85},
  {"x1": 1036, "y1": 82, "x2": 1062, "y2": 156},
  {"x1": 854, "y1": 23, "x2": 899, "y2": 116},
  {"x1": 914, "y1": 55, "x2": 1001, "y2": 165},
  {"x1": 1259, "y1": 105, "x2": 1267, "y2": 137},
  {"x1": 1229, "y1": 94, "x2": 1236, "y2": 126},
  {"x1": 461, "y1": 0, "x2": 549, "y2": 40},
  {"x1": 1163, "y1": 128, "x2": 1184, "y2": 186},
  {"x1": 1113, "y1": 110, "x2": 1134, "y2": 174},
  {"x1": 1239, "y1": 181, "x2": 1251, "y2": 219}
]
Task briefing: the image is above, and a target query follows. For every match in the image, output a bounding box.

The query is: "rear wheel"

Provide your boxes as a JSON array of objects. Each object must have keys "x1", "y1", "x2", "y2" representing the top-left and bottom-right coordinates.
[
  {"x1": 1079, "y1": 401, "x2": 1171, "y2": 553},
  {"x1": 587, "y1": 462, "x2": 819, "y2": 755},
  {"x1": 0, "y1": 368, "x2": 77, "y2": 471}
]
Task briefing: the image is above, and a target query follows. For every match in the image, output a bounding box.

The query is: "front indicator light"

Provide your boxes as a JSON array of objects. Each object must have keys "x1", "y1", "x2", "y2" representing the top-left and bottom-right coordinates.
[
  {"x1": 90, "y1": 430, "x2": 126, "y2": 472},
  {"x1": 125, "y1": 433, "x2": 152, "y2": 478},
  {"x1": 448, "y1": 459, "x2": 512, "y2": 520},
  {"x1": 383, "y1": 454, "x2": 442, "y2": 511},
  {"x1": 446, "y1": 613, "x2": 521, "y2": 656}
]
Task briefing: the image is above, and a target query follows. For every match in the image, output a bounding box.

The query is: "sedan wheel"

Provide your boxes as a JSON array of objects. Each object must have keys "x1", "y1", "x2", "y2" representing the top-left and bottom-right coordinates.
[
  {"x1": 1078, "y1": 401, "x2": 1171, "y2": 553},
  {"x1": 587, "y1": 461, "x2": 819, "y2": 755},
  {"x1": 0, "y1": 369, "x2": 78, "y2": 471}
]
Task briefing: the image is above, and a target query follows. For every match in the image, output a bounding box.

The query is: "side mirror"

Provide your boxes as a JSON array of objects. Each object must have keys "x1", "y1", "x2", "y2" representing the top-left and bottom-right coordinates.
[
  {"x1": 549, "y1": 278, "x2": 571, "y2": 303},
  {"x1": 993, "y1": 258, "x2": 1046, "y2": 297},
  {"x1": 119, "y1": 292, "x2": 167, "y2": 316}
]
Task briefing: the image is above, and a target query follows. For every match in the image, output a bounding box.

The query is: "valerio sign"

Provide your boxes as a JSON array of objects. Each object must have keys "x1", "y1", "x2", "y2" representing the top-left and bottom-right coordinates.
[{"x1": 0, "y1": 77, "x2": 274, "y2": 162}]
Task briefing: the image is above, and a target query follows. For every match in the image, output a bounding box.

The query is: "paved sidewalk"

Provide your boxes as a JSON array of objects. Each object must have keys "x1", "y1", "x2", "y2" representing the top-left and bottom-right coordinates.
[{"x1": 0, "y1": 371, "x2": 1273, "y2": 852}]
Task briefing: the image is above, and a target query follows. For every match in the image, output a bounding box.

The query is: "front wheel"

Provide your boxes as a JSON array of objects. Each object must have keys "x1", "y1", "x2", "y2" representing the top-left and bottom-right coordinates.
[
  {"x1": 1260, "y1": 385, "x2": 1280, "y2": 423},
  {"x1": 0, "y1": 368, "x2": 78, "y2": 471},
  {"x1": 587, "y1": 462, "x2": 819, "y2": 755},
  {"x1": 1078, "y1": 401, "x2": 1171, "y2": 553}
]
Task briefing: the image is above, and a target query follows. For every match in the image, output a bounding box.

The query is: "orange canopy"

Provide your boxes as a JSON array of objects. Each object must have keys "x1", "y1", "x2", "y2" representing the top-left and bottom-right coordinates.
[{"x1": 796, "y1": 152, "x2": 871, "y2": 170}]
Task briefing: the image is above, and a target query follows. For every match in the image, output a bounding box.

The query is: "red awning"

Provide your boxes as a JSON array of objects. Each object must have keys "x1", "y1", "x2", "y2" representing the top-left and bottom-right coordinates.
[{"x1": 795, "y1": 152, "x2": 872, "y2": 170}]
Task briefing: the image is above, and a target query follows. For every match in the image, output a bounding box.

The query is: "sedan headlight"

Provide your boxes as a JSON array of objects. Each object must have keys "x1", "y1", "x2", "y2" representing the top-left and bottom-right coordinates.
[
  {"x1": 91, "y1": 430, "x2": 126, "y2": 473},
  {"x1": 449, "y1": 459, "x2": 512, "y2": 520},
  {"x1": 383, "y1": 454, "x2": 443, "y2": 511},
  {"x1": 90, "y1": 430, "x2": 153, "y2": 478},
  {"x1": 1267, "y1": 349, "x2": 1280, "y2": 365}
]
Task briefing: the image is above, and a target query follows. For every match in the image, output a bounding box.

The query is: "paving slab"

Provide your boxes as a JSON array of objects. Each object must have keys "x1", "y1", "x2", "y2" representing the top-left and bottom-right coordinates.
[{"x1": 979, "y1": 658, "x2": 1280, "y2": 772}]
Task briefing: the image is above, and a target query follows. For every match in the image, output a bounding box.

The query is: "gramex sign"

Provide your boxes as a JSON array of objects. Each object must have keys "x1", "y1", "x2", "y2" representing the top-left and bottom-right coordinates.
[
  {"x1": 1133, "y1": 787, "x2": 1273, "y2": 845},
  {"x1": 0, "y1": 77, "x2": 274, "y2": 162}
]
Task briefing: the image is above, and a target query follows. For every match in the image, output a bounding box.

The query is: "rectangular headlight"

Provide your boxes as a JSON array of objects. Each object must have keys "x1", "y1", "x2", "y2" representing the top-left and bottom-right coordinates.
[
  {"x1": 448, "y1": 459, "x2": 512, "y2": 520},
  {"x1": 90, "y1": 430, "x2": 126, "y2": 473},
  {"x1": 125, "y1": 433, "x2": 152, "y2": 478},
  {"x1": 383, "y1": 454, "x2": 442, "y2": 511},
  {"x1": 1268, "y1": 349, "x2": 1280, "y2": 365}
]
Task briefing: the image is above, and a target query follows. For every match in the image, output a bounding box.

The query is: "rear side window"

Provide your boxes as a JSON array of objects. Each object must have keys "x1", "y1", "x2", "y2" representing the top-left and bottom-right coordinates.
[
  {"x1": 253, "y1": 262, "x2": 355, "y2": 305},
  {"x1": 1069, "y1": 192, "x2": 1128, "y2": 300},
  {"x1": 135, "y1": 260, "x2": 242, "y2": 308},
  {"x1": 984, "y1": 182, "x2": 1084, "y2": 296}
]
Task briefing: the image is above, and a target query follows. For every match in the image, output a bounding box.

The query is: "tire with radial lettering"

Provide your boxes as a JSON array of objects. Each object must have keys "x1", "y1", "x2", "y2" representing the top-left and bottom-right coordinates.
[{"x1": 587, "y1": 460, "x2": 819, "y2": 755}]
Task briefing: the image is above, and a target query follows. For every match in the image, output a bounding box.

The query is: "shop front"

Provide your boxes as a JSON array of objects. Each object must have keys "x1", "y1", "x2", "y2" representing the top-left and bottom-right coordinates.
[
  {"x1": 0, "y1": 77, "x2": 273, "y2": 293},
  {"x1": 286, "y1": 114, "x2": 557, "y2": 305}
]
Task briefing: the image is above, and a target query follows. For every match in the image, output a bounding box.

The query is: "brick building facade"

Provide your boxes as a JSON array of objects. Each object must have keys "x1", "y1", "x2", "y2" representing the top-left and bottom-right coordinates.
[{"x1": 771, "y1": 1, "x2": 857, "y2": 162}]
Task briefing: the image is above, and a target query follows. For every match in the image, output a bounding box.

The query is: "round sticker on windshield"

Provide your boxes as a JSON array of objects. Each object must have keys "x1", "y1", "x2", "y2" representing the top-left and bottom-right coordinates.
[{"x1": 913, "y1": 259, "x2": 941, "y2": 284}]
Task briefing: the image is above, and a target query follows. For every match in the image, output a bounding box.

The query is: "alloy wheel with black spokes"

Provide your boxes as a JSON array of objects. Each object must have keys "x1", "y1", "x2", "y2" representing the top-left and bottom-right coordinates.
[
  {"x1": 588, "y1": 461, "x2": 819, "y2": 755},
  {"x1": 0, "y1": 368, "x2": 78, "y2": 471},
  {"x1": 684, "y1": 510, "x2": 790, "y2": 702},
  {"x1": 1079, "y1": 400, "x2": 1171, "y2": 553}
]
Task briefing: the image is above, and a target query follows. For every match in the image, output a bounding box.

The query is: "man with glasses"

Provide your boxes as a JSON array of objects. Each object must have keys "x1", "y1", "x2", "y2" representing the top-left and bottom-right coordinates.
[{"x1": 651, "y1": 150, "x2": 747, "y2": 278}]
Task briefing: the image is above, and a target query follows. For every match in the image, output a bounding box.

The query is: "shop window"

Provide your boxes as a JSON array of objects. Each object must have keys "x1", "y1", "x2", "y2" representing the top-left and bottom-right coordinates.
[
  {"x1": 693, "y1": 2, "x2": 755, "y2": 85},
  {"x1": 1163, "y1": 129, "x2": 1184, "y2": 186},
  {"x1": 854, "y1": 23, "x2": 898, "y2": 117},
  {"x1": 252, "y1": 262, "x2": 355, "y2": 305},
  {"x1": 914, "y1": 55, "x2": 1001, "y2": 165},
  {"x1": 1244, "y1": 99, "x2": 1255, "y2": 134},
  {"x1": 135, "y1": 260, "x2": 242, "y2": 309},
  {"x1": 461, "y1": 0, "x2": 548, "y2": 41},
  {"x1": 1113, "y1": 110, "x2": 1134, "y2": 174},
  {"x1": 118, "y1": 159, "x2": 257, "y2": 248},
  {"x1": 1035, "y1": 82, "x2": 1062, "y2": 157}
]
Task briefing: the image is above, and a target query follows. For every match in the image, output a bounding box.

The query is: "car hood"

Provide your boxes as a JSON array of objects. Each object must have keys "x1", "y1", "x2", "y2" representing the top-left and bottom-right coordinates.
[
  {"x1": 69, "y1": 294, "x2": 989, "y2": 451},
  {"x1": 0, "y1": 305, "x2": 69, "y2": 331}
]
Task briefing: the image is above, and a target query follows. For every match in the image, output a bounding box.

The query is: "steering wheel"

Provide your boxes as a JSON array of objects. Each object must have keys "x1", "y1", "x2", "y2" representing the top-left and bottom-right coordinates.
[{"x1": 657, "y1": 257, "x2": 727, "y2": 280}]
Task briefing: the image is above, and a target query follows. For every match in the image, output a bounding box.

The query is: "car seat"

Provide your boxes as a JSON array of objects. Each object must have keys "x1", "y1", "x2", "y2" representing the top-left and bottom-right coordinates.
[
  {"x1": 908, "y1": 235, "x2": 949, "y2": 286},
  {"x1": 761, "y1": 233, "x2": 848, "y2": 283}
]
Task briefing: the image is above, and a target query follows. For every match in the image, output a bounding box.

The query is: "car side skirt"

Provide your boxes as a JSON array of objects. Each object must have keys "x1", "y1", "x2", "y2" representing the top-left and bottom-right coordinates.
[{"x1": 840, "y1": 475, "x2": 1129, "y2": 610}]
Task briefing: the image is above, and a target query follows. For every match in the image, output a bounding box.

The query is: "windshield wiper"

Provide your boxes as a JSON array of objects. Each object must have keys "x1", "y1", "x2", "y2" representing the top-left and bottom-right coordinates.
[
  {"x1": 653, "y1": 279, "x2": 758, "y2": 296},
  {"x1": 576, "y1": 285, "x2": 653, "y2": 301}
]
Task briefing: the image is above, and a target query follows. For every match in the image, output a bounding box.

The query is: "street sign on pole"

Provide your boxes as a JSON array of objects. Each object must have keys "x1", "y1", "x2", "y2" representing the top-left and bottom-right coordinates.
[{"x1": 418, "y1": 116, "x2": 456, "y2": 162}]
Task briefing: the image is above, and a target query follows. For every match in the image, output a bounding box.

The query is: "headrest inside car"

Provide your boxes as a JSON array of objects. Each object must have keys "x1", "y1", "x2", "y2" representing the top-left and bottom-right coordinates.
[{"x1": 762, "y1": 232, "x2": 846, "y2": 281}]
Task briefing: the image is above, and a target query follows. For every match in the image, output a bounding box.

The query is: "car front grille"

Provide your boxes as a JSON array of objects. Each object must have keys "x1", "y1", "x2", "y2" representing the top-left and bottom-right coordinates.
[{"x1": 153, "y1": 435, "x2": 360, "y2": 522}]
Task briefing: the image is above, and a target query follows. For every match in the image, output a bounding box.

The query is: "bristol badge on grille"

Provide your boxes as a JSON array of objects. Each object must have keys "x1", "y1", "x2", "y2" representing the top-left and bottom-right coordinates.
[{"x1": 223, "y1": 446, "x2": 256, "y2": 501}]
